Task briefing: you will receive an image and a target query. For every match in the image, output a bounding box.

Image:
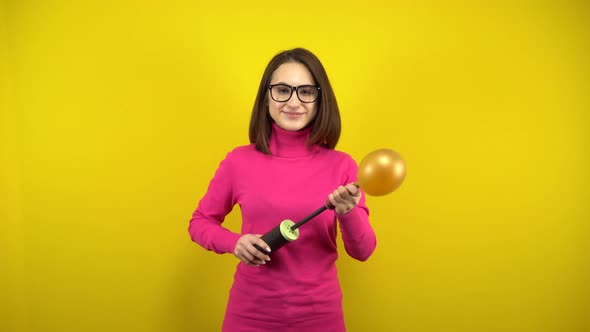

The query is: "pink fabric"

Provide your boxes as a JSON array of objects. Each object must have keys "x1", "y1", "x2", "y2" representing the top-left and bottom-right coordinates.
[{"x1": 189, "y1": 123, "x2": 377, "y2": 331}]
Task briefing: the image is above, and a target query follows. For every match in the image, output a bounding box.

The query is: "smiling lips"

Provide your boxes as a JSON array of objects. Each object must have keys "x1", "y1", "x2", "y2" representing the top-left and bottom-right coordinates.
[{"x1": 282, "y1": 111, "x2": 304, "y2": 117}]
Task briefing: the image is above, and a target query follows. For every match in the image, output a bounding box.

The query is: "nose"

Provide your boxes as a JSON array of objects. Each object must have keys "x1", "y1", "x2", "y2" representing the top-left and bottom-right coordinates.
[{"x1": 286, "y1": 90, "x2": 301, "y2": 107}]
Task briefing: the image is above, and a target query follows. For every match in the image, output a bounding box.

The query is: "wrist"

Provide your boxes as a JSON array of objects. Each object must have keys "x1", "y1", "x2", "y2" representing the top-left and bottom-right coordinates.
[{"x1": 336, "y1": 206, "x2": 356, "y2": 216}]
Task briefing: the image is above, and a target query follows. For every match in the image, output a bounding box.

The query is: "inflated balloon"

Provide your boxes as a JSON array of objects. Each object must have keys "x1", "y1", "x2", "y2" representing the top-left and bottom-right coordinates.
[{"x1": 357, "y1": 149, "x2": 406, "y2": 196}]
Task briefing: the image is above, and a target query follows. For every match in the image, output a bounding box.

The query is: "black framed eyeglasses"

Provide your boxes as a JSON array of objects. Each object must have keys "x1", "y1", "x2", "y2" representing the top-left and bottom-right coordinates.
[{"x1": 268, "y1": 83, "x2": 321, "y2": 103}]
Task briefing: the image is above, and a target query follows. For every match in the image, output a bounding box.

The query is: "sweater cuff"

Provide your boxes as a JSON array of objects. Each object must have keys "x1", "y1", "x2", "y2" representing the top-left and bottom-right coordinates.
[
  {"x1": 337, "y1": 207, "x2": 366, "y2": 234},
  {"x1": 219, "y1": 231, "x2": 242, "y2": 254}
]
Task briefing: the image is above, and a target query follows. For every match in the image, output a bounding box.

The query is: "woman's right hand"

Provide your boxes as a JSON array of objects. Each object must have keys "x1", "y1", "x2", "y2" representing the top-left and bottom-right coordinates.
[{"x1": 234, "y1": 234, "x2": 271, "y2": 266}]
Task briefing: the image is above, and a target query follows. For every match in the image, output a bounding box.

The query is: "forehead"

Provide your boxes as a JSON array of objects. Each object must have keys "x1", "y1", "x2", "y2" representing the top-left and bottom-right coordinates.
[{"x1": 270, "y1": 62, "x2": 315, "y2": 85}]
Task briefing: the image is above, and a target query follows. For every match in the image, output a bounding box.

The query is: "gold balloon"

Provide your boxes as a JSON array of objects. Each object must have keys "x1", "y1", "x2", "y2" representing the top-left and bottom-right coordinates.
[{"x1": 357, "y1": 149, "x2": 406, "y2": 196}]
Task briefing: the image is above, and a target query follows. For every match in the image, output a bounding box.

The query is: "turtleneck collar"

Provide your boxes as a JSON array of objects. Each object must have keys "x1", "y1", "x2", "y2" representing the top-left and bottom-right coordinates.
[{"x1": 269, "y1": 122, "x2": 317, "y2": 158}]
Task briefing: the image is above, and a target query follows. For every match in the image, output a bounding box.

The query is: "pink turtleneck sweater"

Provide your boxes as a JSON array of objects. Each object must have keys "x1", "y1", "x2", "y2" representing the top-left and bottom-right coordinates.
[{"x1": 189, "y1": 124, "x2": 376, "y2": 331}]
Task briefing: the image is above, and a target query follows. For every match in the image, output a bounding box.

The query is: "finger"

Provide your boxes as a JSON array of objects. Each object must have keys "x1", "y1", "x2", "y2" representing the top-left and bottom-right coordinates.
[
  {"x1": 251, "y1": 234, "x2": 270, "y2": 255},
  {"x1": 241, "y1": 249, "x2": 263, "y2": 266},
  {"x1": 248, "y1": 252, "x2": 268, "y2": 265},
  {"x1": 334, "y1": 186, "x2": 352, "y2": 202},
  {"x1": 255, "y1": 237, "x2": 271, "y2": 254},
  {"x1": 328, "y1": 193, "x2": 338, "y2": 207},
  {"x1": 240, "y1": 236, "x2": 269, "y2": 264},
  {"x1": 345, "y1": 183, "x2": 360, "y2": 196},
  {"x1": 253, "y1": 239, "x2": 271, "y2": 259},
  {"x1": 249, "y1": 243, "x2": 270, "y2": 262},
  {"x1": 235, "y1": 241, "x2": 263, "y2": 266},
  {"x1": 253, "y1": 244, "x2": 268, "y2": 255},
  {"x1": 341, "y1": 186, "x2": 353, "y2": 199}
]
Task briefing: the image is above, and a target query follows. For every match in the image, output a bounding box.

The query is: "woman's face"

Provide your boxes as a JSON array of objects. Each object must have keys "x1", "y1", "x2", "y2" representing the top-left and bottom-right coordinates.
[{"x1": 267, "y1": 62, "x2": 318, "y2": 131}]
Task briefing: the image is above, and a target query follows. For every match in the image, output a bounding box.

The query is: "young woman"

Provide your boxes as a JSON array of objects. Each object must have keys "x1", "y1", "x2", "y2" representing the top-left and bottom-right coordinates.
[{"x1": 189, "y1": 48, "x2": 376, "y2": 331}]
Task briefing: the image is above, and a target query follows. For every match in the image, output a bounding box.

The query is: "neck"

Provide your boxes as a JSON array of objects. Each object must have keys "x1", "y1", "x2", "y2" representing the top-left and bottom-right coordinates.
[{"x1": 269, "y1": 123, "x2": 316, "y2": 158}]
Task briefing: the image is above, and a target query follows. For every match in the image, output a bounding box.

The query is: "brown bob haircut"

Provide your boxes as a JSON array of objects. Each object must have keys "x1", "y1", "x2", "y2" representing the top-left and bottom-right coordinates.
[{"x1": 249, "y1": 48, "x2": 341, "y2": 155}]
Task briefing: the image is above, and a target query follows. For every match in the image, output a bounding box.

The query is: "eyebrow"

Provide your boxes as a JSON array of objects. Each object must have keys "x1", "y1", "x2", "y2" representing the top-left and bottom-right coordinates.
[{"x1": 271, "y1": 82, "x2": 315, "y2": 86}]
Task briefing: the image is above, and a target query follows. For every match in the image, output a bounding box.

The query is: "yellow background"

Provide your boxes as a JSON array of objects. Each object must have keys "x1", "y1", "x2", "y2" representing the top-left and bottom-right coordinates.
[{"x1": 1, "y1": 1, "x2": 588, "y2": 331}]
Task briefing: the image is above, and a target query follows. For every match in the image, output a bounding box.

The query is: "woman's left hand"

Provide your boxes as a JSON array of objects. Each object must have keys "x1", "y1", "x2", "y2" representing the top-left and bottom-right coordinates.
[{"x1": 328, "y1": 183, "x2": 361, "y2": 215}]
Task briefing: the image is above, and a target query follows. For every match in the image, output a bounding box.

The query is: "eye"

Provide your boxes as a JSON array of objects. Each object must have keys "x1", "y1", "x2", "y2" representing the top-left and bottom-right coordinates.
[
  {"x1": 277, "y1": 87, "x2": 290, "y2": 94},
  {"x1": 299, "y1": 87, "x2": 317, "y2": 96}
]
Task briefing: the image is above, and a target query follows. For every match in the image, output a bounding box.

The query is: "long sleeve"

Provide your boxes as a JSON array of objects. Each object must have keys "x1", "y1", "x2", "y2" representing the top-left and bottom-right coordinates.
[
  {"x1": 338, "y1": 206, "x2": 376, "y2": 261},
  {"x1": 337, "y1": 156, "x2": 377, "y2": 261},
  {"x1": 188, "y1": 152, "x2": 242, "y2": 254}
]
